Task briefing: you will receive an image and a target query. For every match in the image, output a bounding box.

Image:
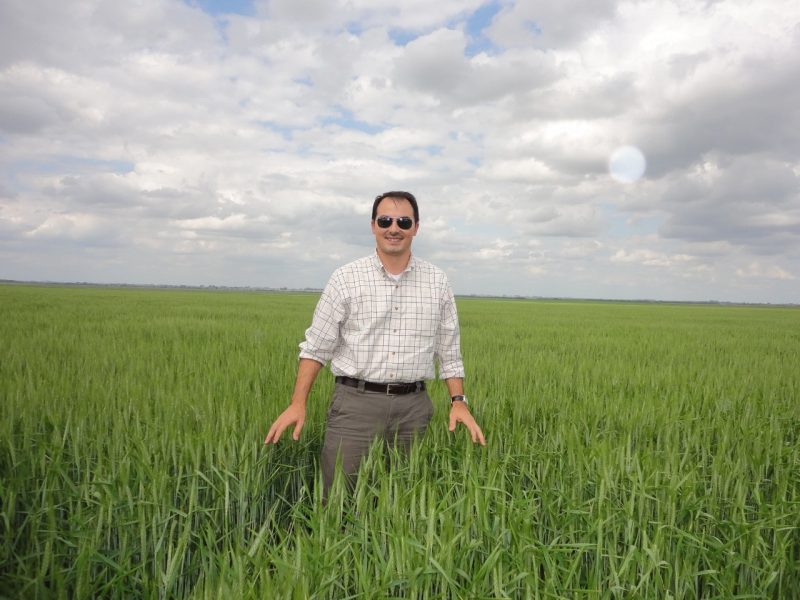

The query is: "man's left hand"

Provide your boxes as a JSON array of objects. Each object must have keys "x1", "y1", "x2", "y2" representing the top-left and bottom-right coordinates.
[{"x1": 448, "y1": 402, "x2": 486, "y2": 445}]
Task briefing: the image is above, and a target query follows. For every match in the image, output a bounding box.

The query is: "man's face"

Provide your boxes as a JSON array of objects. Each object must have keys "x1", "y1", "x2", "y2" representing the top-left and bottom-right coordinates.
[{"x1": 371, "y1": 197, "x2": 419, "y2": 257}]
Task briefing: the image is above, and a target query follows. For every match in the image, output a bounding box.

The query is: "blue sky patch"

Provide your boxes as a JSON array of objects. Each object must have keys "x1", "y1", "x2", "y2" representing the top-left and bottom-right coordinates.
[
  {"x1": 187, "y1": 0, "x2": 255, "y2": 17},
  {"x1": 14, "y1": 157, "x2": 135, "y2": 175},
  {"x1": 322, "y1": 111, "x2": 386, "y2": 135},
  {"x1": 464, "y1": 1, "x2": 504, "y2": 56},
  {"x1": 257, "y1": 121, "x2": 295, "y2": 140},
  {"x1": 388, "y1": 28, "x2": 421, "y2": 47},
  {"x1": 525, "y1": 20, "x2": 543, "y2": 35}
]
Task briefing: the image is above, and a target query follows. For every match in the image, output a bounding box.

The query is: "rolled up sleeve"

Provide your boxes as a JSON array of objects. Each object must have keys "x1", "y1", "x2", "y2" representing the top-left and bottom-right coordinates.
[
  {"x1": 434, "y1": 281, "x2": 465, "y2": 379},
  {"x1": 298, "y1": 277, "x2": 347, "y2": 365}
]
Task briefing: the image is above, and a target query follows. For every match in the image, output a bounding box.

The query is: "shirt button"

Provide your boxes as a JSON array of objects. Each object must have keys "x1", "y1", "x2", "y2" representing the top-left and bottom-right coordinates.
[
  {"x1": 393, "y1": 329, "x2": 397, "y2": 333},
  {"x1": 394, "y1": 306, "x2": 399, "y2": 310},
  {"x1": 389, "y1": 374, "x2": 395, "y2": 379}
]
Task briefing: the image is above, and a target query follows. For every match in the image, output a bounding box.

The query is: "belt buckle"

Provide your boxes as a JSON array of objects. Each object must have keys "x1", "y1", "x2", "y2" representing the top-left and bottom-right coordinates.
[{"x1": 386, "y1": 382, "x2": 402, "y2": 395}]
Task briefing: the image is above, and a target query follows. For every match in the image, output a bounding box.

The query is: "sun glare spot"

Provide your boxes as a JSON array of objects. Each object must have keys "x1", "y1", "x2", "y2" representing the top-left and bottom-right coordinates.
[{"x1": 609, "y1": 146, "x2": 647, "y2": 183}]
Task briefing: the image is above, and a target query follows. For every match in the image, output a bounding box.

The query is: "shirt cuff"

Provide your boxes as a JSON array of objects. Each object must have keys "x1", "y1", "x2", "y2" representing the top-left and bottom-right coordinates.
[
  {"x1": 299, "y1": 348, "x2": 330, "y2": 365},
  {"x1": 439, "y1": 362, "x2": 465, "y2": 380}
]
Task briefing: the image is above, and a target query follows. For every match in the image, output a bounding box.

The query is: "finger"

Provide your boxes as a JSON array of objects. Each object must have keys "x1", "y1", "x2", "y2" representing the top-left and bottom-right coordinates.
[
  {"x1": 265, "y1": 422, "x2": 284, "y2": 444},
  {"x1": 263, "y1": 426, "x2": 275, "y2": 444},
  {"x1": 448, "y1": 412, "x2": 456, "y2": 432},
  {"x1": 292, "y1": 419, "x2": 304, "y2": 441},
  {"x1": 475, "y1": 426, "x2": 486, "y2": 446}
]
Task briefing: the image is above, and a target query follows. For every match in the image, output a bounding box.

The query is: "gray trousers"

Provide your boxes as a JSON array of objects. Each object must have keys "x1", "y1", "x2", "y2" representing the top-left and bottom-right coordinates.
[{"x1": 321, "y1": 382, "x2": 434, "y2": 493}]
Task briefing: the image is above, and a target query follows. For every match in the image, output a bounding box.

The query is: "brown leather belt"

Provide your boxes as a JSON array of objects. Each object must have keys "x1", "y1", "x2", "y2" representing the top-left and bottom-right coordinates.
[{"x1": 335, "y1": 376, "x2": 425, "y2": 395}]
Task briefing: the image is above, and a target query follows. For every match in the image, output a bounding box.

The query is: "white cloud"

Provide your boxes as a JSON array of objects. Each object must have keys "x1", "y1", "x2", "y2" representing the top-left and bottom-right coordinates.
[
  {"x1": 736, "y1": 262, "x2": 795, "y2": 281},
  {"x1": 393, "y1": 28, "x2": 556, "y2": 106},
  {"x1": 476, "y1": 239, "x2": 516, "y2": 260},
  {"x1": 559, "y1": 239, "x2": 605, "y2": 259},
  {"x1": 486, "y1": 0, "x2": 619, "y2": 50},
  {"x1": 610, "y1": 248, "x2": 695, "y2": 268},
  {"x1": 26, "y1": 212, "x2": 119, "y2": 245}
]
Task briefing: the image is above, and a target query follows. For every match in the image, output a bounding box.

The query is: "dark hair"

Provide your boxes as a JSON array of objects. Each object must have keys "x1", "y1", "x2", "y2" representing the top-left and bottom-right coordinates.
[{"x1": 372, "y1": 191, "x2": 419, "y2": 222}]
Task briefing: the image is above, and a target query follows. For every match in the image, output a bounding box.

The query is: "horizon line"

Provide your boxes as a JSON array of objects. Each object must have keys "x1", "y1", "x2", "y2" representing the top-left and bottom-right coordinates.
[{"x1": 2, "y1": 279, "x2": 797, "y2": 308}]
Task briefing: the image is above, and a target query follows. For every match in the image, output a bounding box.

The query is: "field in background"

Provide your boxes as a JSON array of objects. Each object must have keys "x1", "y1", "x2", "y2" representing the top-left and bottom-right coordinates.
[{"x1": 1, "y1": 284, "x2": 798, "y2": 599}]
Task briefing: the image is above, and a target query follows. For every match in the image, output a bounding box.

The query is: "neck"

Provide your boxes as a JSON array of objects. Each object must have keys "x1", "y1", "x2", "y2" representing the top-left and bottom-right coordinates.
[{"x1": 376, "y1": 248, "x2": 411, "y2": 275}]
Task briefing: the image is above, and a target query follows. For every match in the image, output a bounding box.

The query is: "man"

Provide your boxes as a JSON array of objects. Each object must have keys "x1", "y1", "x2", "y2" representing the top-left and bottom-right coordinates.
[{"x1": 264, "y1": 191, "x2": 485, "y2": 494}]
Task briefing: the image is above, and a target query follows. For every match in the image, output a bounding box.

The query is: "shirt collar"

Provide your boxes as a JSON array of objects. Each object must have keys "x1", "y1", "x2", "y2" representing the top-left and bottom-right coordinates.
[{"x1": 371, "y1": 251, "x2": 416, "y2": 275}]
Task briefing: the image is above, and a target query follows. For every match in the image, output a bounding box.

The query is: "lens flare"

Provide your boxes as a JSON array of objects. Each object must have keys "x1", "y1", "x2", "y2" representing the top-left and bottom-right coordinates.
[{"x1": 609, "y1": 146, "x2": 646, "y2": 183}]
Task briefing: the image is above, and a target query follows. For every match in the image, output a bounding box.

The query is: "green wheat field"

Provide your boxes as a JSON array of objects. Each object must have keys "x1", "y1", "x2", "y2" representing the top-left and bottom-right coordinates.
[{"x1": 1, "y1": 284, "x2": 798, "y2": 599}]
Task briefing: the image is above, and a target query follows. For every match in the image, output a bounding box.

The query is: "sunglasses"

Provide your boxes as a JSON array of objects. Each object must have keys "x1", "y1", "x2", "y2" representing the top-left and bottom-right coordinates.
[{"x1": 375, "y1": 216, "x2": 415, "y2": 230}]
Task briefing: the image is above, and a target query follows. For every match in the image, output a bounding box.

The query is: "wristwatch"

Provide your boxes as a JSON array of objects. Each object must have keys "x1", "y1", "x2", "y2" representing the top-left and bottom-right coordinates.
[{"x1": 451, "y1": 395, "x2": 468, "y2": 405}]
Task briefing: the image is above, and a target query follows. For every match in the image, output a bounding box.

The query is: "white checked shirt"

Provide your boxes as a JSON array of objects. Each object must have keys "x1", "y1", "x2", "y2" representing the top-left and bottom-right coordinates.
[{"x1": 299, "y1": 253, "x2": 465, "y2": 383}]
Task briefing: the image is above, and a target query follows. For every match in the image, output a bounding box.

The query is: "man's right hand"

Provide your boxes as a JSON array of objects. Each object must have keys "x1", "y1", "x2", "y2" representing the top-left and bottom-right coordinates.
[{"x1": 264, "y1": 404, "x2": 306, "y2": 444}]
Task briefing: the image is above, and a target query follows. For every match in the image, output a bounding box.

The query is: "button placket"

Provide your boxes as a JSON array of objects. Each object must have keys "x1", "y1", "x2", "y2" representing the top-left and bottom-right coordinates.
[{"x1": 387, "y1": 279, "x2": 400, "y2": 378}]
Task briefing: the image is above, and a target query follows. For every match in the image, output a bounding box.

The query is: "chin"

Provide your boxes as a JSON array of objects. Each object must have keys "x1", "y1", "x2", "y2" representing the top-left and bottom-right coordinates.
[{"x1": 381, "y1": 244, "x2": 406, "y2": 255}]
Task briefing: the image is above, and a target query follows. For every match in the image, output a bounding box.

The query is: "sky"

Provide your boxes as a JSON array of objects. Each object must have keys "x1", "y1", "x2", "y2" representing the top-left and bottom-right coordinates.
[{"x1": 1, "y1": 0, "x2": 799, "y2": 303}]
